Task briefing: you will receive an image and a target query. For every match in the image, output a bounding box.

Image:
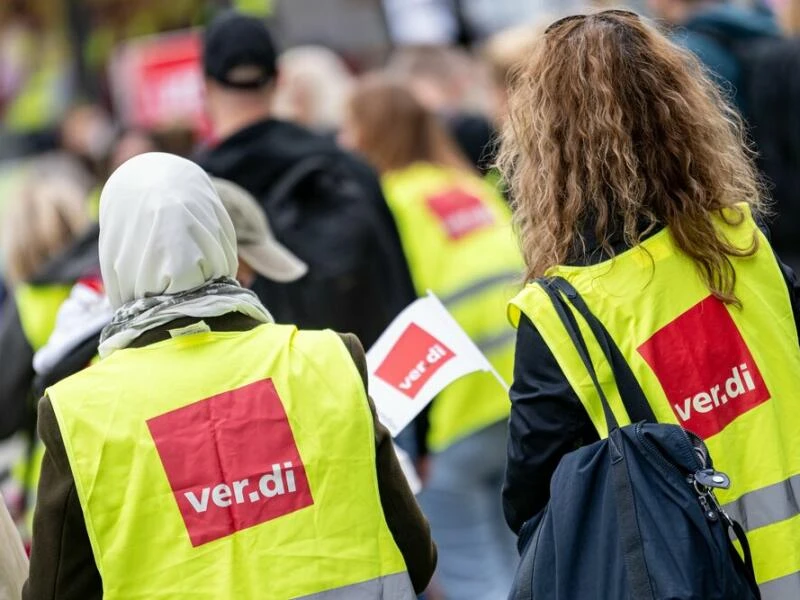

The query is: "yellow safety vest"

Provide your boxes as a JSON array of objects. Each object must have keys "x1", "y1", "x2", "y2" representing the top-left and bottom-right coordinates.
[
  {"x1": 14, "y1": 283, "x2": 72, "y2": 351},
  {"x1": 382, "y1": 162, "x2": 522, "y2": 451},
  {"x1": 48, "y1": 323, "x2": 411, "y2": 599},
  {"x1": 508, "y1": 206, "x2": 800, "y2": 599}
]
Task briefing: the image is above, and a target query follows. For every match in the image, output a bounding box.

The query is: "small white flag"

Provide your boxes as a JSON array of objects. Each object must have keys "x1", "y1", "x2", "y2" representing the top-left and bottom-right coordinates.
[{"x1": 367, "y1": 292, "x2": 508, "y2": 437}]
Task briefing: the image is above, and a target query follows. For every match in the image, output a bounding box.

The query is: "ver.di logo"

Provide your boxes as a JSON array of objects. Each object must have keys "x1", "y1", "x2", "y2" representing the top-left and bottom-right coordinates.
[
  {"x1": 147, "y1": 379, "x2": 314, "y2": 546},
  {"x1": 638, "y1": 296, "x2": 770, "y2": 439}
]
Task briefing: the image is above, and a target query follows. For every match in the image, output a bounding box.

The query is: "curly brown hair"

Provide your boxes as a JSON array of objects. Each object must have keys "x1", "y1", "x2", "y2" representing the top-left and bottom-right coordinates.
[{"x1": 497, "y1": 10, "x2": 764, "y2": 303}]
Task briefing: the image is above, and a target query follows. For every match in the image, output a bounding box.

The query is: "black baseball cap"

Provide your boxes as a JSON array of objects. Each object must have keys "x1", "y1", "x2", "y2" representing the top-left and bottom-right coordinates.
[{"x1": 203, "y1": 10, "x2": 278, "y2": 89}]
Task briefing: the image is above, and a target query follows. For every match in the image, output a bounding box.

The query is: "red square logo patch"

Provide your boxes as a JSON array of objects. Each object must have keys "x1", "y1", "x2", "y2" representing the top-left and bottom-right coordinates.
[
  {"x1": 147, "y1": 379, "x2": 313, "y2": 547},
  {"x1": 637, "y1": 296, "x2": 769, "y2": 439},
  {"x1": 426, "y1": 188, "x2": 495, "y2": 240},
  {"x1": 375, "y1": 323, "x2": 455, "y2": 399}
]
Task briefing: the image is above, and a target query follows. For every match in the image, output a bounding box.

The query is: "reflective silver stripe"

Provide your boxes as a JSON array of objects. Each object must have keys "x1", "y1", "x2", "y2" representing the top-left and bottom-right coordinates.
[
  {"x1": 475, "y1": 329, "x2": 517, "y2": 355},
  {"x1": 722, "y1": 474, "x2": 800, "y2": 532},
  {"x1": 759, "y1": 570, "x2": 800, "y2": 600},
  {"x1": 440, "y1": 271, "x2": 520, "y2": 307},
  {"x1": 298, "y1": 572, "x2": 415, "y2": 599}
]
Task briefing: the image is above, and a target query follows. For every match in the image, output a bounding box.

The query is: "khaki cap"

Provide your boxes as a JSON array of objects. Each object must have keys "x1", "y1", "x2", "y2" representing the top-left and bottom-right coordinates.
[{"x1": 212, "y1": 177, "x2": 307, "y2": 282}]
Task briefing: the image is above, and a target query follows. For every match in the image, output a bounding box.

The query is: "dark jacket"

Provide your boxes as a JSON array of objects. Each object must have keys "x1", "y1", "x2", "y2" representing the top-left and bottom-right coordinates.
[
  {"x1": 677, "y1": 3, "x2": 780, "y2": 111},
  {"x1": 23, "y1": 314, "x2": 436, "y2": 599},
  {"x1": 0, "y1": 226, "x2": 99, "y2": 440},
  {"x1": 503, "y1": 224, "x2": 800, "y2": 534},
  {"x1": 196, "y1": 118, "x2": 417, "y2": 349}
]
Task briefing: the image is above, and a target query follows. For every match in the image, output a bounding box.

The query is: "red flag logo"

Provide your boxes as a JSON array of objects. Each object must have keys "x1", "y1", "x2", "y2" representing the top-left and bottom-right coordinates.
[
  {"x1": 374, "y1": 323, "x2": 455, "y2": 399},
  {"x1": 426, "y1": 188, "x2": 495, "y2": 240}
]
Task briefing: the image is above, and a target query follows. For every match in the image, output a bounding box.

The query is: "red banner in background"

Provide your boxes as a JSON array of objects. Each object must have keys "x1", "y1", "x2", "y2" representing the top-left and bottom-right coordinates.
[{"x1": 110, "y1": 29, "x2": 211, "y2": 140}]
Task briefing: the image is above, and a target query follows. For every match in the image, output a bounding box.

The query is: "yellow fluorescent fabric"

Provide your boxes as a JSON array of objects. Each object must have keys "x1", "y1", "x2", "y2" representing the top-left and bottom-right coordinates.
[
  {"x1": 14, "y1": 283, "x2": 72, "y2": 351},
  {"x1": 382, "y1": 162, "x2": 522, "y2": 450},
  {"x1": 48, "y1": 324, "x2": 408, "y2": 599},
  {"x1": 509, "y1": 206, "x2": 800, "y2": 589}
]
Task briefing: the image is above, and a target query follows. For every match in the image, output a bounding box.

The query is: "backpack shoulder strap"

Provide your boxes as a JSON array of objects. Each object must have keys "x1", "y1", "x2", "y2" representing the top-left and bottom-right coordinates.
[
  {"x1": 538, "y1": 277, "x2": 656, "y2": 600},
  {"x1": 263, "y1": 155, "x2": 332, "y2": 208},
  {"x1": 542, "y1": 277, "x2": 657, "y2": 424}
]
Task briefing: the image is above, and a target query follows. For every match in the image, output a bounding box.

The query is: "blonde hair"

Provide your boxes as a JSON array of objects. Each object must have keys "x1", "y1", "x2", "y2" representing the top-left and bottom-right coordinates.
[
  {"x1": 2, "y1": 175, "x2": 89, "y2": 285},
  {"x1": 346, "y1": 75, "x2": 474, "y2": 175},
  {"x1": 497, "y1": 10, "x2": 763, "y2": 304},
  {"x1": 273, "y1": 46, "x2": 355, "y2": 131}
]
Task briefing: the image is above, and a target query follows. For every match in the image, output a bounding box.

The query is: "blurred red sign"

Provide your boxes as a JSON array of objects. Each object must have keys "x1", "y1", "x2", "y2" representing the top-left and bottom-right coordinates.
[{"x1": 111, "y1": 29, "x2": 210, "y2": 138}]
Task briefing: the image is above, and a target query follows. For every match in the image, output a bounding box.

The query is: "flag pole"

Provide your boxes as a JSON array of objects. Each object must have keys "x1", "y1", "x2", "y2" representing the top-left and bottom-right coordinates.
[{"x1": 487, "y1": 365, "x2": 511, "y2": 393}]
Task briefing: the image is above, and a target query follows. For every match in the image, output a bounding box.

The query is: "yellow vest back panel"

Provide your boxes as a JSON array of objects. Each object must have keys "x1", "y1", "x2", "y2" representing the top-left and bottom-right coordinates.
[
  {"x1": 48, "y1": 324, "x2": 409, "y2": 599},
  {"x1": 383, "y1": 163, "x2": 522, "y2": 450},
  {"x1": 509, "y1": 207, "x2": 800, "y2": 594}
]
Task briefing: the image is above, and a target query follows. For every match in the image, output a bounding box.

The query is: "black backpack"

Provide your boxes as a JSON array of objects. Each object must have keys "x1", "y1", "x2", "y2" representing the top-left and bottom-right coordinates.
[
  {"x1": 250, "y1": 156, "x2": 408, "y2": 348},
  {"x1": 509, "y1": 277, "x2": 761, "y2": 600}
]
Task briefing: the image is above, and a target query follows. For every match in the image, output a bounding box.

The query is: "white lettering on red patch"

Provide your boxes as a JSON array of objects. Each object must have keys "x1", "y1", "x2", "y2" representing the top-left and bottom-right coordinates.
[
  {"x1": 147, "y1": 379, "x2": 313, "y2": 546},
  {"x1": 637, "y1": 296, "x2": 769, "y2": 439},
  {"x1": 374, "y1": 323, "x2": 455, "y2": 399}
]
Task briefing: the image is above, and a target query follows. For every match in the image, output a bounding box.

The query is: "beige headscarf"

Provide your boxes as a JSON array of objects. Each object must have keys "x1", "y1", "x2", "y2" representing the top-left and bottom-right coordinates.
[{"x1": 97, "y1": 153, "x2": 271, "y2": 357}]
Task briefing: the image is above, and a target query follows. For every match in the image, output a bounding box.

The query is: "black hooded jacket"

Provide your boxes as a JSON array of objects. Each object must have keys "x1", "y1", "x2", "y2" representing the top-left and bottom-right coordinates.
[{"x1": 196, "y1": 119, "x2": 416, "y2": 348}]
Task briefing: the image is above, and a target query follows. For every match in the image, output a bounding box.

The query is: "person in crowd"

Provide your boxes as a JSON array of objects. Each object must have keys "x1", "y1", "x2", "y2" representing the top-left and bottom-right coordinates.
[
  {"x1": 33, "y1": 176, "x2": 309, "y2": 394},
  {"x1": 386, "y1": 45, "x2": 498, "y2": 174},
  {"x1": 106, "y1": 129, "x2": 159, "y2": 175},
  {"x1": 196, "y1": 10, "x2": 416, "y2": 349},
  {"x1": 272, "y1": 45, "x2": 355, "y2": 134},
  {"x1": 0, "y1": 135, "x2": 159, "y2": 536},
  {"x1": 14, "y1": 176, "x2": 310, "y2": 542},
  {"x1": 385, "y1": 45, "x2": 493, "y2": 117},
  {"x1": 340, "y1": 76, "x2": 521, "y2": 600},
  {"x1": 0, "y1": 163, "x2": 92, "y2": 443},
  {"x1": 498, "y1": 10, "x2": 800, "y2": 598},
  {"x1": 647, "y1": 0, "x2": 781, "y2": 109},
  {"x1": 24, "y1": 152, "x2": 436, "y2": 600}
]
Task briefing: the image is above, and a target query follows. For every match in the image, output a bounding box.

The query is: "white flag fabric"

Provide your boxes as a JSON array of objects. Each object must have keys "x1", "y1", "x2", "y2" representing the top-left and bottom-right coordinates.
[{"x1": 367, "y1": 292, "x2": 506, "y2": 437}]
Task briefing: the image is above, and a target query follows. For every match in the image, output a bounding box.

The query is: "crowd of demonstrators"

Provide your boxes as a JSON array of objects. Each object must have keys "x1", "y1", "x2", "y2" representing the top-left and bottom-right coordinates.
[{"x1": 0, "y1": 2, "x2": 799, "y2": 599}]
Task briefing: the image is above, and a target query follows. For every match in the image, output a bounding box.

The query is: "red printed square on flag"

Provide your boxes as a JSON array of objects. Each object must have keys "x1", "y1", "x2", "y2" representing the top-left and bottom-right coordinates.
[
  {"x1": 426, "y1": 188, "x2": 495, "y2": 240},
  {"x1": 637, "y1": 296, "x2": 769, "y2": 439},
  {"x1": 374, "y1": 323, "x2": 455, "y2": 399},
  {"x1": 147, "y1": 379, "x2": 313, "y2": 547}
]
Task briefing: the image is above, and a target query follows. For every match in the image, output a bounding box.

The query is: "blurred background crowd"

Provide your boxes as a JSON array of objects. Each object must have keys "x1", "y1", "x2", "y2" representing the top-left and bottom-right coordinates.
[{"x1": 1, "y1": 0, "x2": 800, "y2": 596}]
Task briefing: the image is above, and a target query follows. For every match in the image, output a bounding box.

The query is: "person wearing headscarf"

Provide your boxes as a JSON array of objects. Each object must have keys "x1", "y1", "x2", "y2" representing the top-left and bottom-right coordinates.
[{"x1": 24, "y1": 153, "x2": 436, "y2": 600}]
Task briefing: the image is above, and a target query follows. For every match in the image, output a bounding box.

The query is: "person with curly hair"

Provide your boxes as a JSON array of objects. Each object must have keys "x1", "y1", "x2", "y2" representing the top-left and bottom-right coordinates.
[{"x1": 498, "y1": 10, "x2": 800, "y2": 598}]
